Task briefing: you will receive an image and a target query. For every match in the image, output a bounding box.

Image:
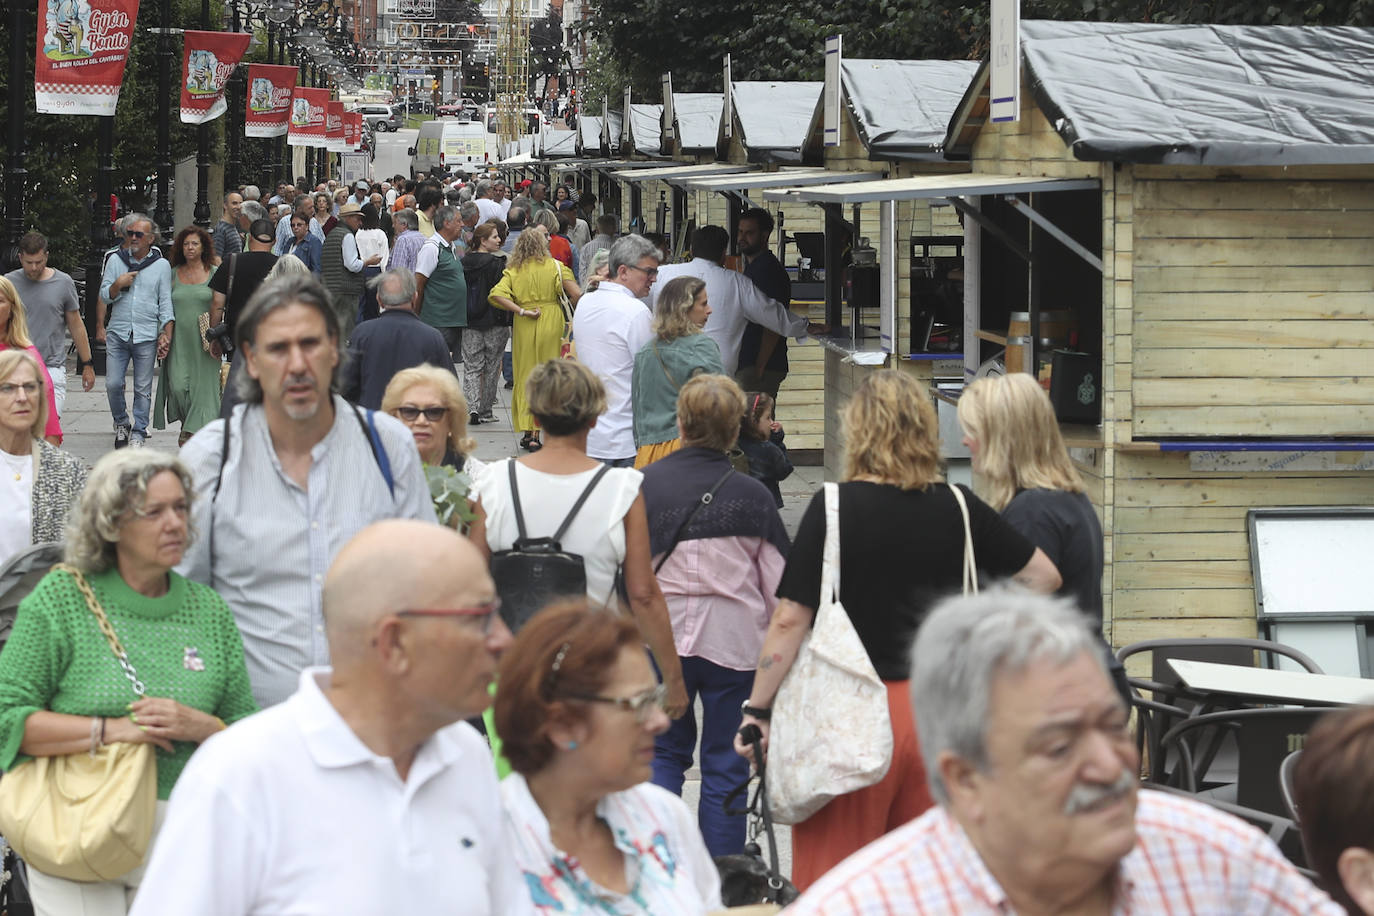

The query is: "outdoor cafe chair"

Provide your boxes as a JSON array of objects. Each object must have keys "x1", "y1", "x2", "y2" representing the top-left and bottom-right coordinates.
[{"x1": 1279, "y1": 749, "x2": 1303, "y2": 824}]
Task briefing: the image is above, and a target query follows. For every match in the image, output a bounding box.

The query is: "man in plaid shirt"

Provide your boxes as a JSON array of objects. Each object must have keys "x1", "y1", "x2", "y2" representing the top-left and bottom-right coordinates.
[{"x1": 789, "y1": 589, "x2": 1342, "y2": 915}]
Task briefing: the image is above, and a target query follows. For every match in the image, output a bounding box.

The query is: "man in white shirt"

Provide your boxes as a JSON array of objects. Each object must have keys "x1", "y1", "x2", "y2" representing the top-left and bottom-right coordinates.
[
  {"x1": 571, "y1": 234, "x2": 658, "y2": 466},
  {"x1": 134, "y1": 520, "x2": 528, "y2": 916},
  {"x1": 651, "y1": 225, "x2": 818, "y2": 376},
  {"x1": 473, "y1": 178, "x2": 504, "y2": 225}
]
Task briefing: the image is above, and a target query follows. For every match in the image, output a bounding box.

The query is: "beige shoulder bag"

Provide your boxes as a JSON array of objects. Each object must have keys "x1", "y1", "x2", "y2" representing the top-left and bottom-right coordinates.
[{"x1": 0, "y1": 564, "x2": 158, "y2": 882}]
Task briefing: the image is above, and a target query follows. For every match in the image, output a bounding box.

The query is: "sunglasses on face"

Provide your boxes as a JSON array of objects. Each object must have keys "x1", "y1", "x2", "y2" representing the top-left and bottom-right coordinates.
[
  {"x1": 396, "y1": 405, "x2": 448, "y2": 422},
  {"x1": 125, "y1": 230, "x2": 145, "y2": 239}
]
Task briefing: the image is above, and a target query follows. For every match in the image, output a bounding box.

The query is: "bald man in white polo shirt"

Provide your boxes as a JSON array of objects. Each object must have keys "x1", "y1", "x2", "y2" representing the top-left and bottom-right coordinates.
[{"x1": 131, "y1": 521, "x2": 529, "y2": 916}]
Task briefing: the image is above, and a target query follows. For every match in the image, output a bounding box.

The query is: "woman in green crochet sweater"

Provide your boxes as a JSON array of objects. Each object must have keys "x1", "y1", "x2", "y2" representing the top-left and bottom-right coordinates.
[{"x1": 0, "y1": 448, "x2": 258, "y2": 913}]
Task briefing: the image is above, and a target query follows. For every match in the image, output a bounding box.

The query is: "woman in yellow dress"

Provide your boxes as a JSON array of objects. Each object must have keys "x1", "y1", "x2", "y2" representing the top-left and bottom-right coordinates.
[{"x1": 488, "y1": 224, "x2": 582, "y2": 451}]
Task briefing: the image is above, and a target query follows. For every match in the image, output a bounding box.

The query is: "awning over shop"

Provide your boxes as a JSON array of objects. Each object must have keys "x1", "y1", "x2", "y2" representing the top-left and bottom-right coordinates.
[
  {"x1": 672, "y1": 93, "x2": 724, "y2": 151},
  {"x1": 624, "y1": 103, "x2": 667, "y2": 157},
  {"x1": 682, "y1": 167, "x2": 885, "y2": 193},
  {"x1": 763, "y1": 172, "x2": 1097, "y2": 204},
  {"x1": 610, "y1": 162, "x2": 755, "y2": 184},
  {"x1": 730, "y1": 81, "x2": 823, "y2": 163},
  {"x1": 577, "y1": 116, "x2": 603, "y2": 156},
  {"x1": 602, "y1": 110, "x2": 623, "y2": 154},
  {"x1": 594, "y1": 159, "x2": 690, "y2": 174},
  {"x1": 838, "y1": 59, "x2": 980, "y2": 160},
  {"x1": 947, "y1": 20, "x2": 1374, "y2": 166}
]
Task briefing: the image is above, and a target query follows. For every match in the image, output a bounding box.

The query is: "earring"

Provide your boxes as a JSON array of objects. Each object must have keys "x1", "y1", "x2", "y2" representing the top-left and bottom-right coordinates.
[{"x1": 566, "y1": 741, "x2": 578, "y2": 751}]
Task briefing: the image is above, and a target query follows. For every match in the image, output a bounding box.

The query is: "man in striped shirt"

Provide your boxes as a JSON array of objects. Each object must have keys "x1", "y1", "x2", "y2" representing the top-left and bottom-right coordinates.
[{"x1": 789, "y1": 589, "x2": 1342, "y2": 915}]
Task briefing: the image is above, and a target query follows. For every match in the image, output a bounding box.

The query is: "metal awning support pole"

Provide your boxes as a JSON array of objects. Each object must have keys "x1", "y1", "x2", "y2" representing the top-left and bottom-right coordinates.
[
  {"x1": 1002, "y1": 193, "x2": 1103, "y2": 273},
  {"x1": 945, "y1": 197, "x2": 1029, "y2": 262}
]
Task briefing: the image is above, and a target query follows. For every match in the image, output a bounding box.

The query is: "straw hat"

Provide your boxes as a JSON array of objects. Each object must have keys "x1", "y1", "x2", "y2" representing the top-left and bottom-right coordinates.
[{"x1": 339, "y1": 201, "x2": 364, "y2": 217}]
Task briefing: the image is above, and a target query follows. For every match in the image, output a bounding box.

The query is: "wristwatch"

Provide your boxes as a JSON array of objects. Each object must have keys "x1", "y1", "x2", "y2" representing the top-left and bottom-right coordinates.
[
  {"x1": 741, "y1": 701, "x2": 771, "y2": 721},
  {"x1": 76, "y1": 357, "x2": 92, "y2": 372}
]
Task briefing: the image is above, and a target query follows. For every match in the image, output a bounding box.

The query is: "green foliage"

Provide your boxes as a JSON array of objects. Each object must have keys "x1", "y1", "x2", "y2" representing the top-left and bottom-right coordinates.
[
  {"x1": 424, "y1": 463, "x2": 478, "y2": 530},
  {"x1": 0, "y1": 0, "x2": 224, "y2": 273},
  {"x1": 584, "y1": 0, "x2": 1371, "y2": 98}
]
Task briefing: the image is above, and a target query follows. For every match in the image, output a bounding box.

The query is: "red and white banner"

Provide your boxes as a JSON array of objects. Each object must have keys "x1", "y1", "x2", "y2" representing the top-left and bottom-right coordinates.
[
  {"x1": 245, "y1": 63, "x2": 297, "y2": 137},
  {"x1": 345, "y1": 111, "x2": 364, "y2": 150},
  {"x1": 35, "y1": 0, "x2": 140, "y2": 115},
  {"x1": 287, "y1": 86, "x2": 330, "y2": 147},
  {"x1": 179, "y1": 30, "x2": 251, "y2": 124},
  {"x1": 325, "y1": 101, "x2": 347, "y2": 152}
]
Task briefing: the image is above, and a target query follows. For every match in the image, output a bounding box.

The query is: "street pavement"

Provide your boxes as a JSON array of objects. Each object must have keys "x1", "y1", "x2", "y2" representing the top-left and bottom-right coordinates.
[{"x1": 67, "y1": 355, "x2": 803, "y2": 877}]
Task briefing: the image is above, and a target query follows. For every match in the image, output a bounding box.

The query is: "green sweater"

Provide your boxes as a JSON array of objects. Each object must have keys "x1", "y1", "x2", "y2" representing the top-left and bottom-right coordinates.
[{"x1": 0, "y1": 567, "x2": 258, "y2": 799}]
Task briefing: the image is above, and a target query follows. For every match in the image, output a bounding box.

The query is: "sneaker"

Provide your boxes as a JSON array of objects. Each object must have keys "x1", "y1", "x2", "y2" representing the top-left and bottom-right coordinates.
[
  {"x1": 129, "y1": 437, "x2": 146, "y2": 449},
  {"x1": 469, "y1": 411, "x2": 482, "y2": 426},
  {"x1": 113, "y1": 424, "x2": 130, "y2": 449},
  {"x1": 503, "y1": 379, "x2": 514, "y2": 390},
  {"x1": 479, "y1": 411, "x2": 496, "y2": 423}
]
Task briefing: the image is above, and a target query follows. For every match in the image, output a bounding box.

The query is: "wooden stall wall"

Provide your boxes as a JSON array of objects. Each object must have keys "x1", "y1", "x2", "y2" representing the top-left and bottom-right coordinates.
[{"x1": 1130, "y1": 169, "x2": 1374, "y2": 437}]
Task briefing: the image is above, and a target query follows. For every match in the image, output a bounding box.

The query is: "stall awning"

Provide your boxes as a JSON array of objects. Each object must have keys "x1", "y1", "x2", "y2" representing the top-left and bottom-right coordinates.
[
  {"x1": 610, "y1": 162, "x2": 756, "y2": 183},
  {"x1": 682, "y1": 167, "x2": 885, "y2": 193},
  {"x1": 673, "y1": 93, "x2": 724, "y2": 151},
  {"x1": 593, "y1": 159, "x2": 690, "y2": 173},
  {"x1": 763, "y1": 172, "x2": 1098, "y2": 204},
  {"x1": 552, "y1": 158, "x2": 618, "y2": 172}
]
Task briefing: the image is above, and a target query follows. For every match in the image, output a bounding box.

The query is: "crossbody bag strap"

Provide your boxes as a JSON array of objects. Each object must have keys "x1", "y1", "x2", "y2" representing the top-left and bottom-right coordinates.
[
  {"x1": 949, "y1": 483, "x2": 978, "y2": 595},
  {"x1": 506, "y1": 459, "x2": 530, "y2": 543},
  {"x1": 549, "y1": 465, "x2": 612, "y2": 544},
  {"x1": 53, "y1": 563, "x2": 146, "y2": 698},
  {"x1": 654, "y1": 467, "x2": 734, "y2": 573}
]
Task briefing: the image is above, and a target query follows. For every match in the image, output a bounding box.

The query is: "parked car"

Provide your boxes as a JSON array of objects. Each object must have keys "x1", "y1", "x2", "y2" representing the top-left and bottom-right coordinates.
[{"x1": 354, "y1": 104, "x2": 403, "y2": 132}]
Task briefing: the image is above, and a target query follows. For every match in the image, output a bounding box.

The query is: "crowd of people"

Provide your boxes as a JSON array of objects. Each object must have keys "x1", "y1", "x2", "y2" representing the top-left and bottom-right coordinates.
[{"x1": 0, "y1": 170, "x2": 1364, "y2": 916}]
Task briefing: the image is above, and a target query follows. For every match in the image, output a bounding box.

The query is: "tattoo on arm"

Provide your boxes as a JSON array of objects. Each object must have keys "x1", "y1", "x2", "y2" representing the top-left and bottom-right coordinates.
[{"x1": 758, "y1": 652, "x2": 782, "y2": 670}]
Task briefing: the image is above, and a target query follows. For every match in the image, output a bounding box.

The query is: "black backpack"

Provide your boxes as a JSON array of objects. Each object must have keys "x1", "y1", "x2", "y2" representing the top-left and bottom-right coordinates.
[{"x1": 490, "y1": 461, "x2": 610, "y2": 633}]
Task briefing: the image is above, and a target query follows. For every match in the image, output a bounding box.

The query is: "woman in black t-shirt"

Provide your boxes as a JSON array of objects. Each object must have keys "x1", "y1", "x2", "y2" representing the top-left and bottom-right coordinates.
[{"x1": 734, "y1": 370, "x2": 1061, "y2": 891}]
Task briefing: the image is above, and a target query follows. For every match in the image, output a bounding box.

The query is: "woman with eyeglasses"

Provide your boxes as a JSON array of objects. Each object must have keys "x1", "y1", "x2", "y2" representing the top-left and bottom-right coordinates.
[
  {"x1": 0, "y1": 448, "x2": 257, "y2": 912},
  {"x1": 0, "y1": 350, "x2": 87, "y2": 568},
  {"x1": 495, "y1": 602, "x2": 722, "y2": 915},
  {"x1": 381, "y1": 365, "x2": 485, "y2": 529},
  {"x1": 0, "y1": 276, "x2": 63, "y2": 445}
]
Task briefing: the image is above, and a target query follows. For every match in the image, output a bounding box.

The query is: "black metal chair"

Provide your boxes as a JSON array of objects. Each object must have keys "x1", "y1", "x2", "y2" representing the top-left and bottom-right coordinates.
[
  {"x1": 1279, "y1": 749, "x2": 1303, "y2": 824},
  {"x1": 1157, "y1": 707, "x2": 1326, "y2": 819}
]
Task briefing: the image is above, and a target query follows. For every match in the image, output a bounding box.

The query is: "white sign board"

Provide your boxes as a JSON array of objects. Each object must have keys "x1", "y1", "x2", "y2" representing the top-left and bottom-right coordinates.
[
  {"x1": 823, "y1": 35, "x2": 842, "y2": 147},
  {"x1": 1251, "y1": 513, "x2": 1374, "y2": 617},
  {"x1": 661, "y1": 72, "x2": 675, "y2": 143},
  {"x1": 722, "y1": 55, "x2": 733, "y2": 139},
  {"x1": 341, "y1": 152, "x2": 370, "y2": 186},
  {"x1": 990, "y1": 0, "x2": 1020, "y2": 123}
]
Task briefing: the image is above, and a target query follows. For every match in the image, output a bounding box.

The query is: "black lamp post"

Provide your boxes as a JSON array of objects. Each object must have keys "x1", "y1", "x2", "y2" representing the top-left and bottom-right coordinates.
[
  {"x1": 193, "y1": 0, "x2": 213, "y2": 228},
  {"x1": 4, "y1": 1, "x2": 29, "y2": 271},
  {"x1": 225, "y1": 1, "x2": 246, "y2": 190}
]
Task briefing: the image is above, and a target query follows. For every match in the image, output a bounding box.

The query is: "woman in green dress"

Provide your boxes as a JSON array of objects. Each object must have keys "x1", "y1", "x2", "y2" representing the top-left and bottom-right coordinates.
[{"x1": 154, "y1": 227, "x2": 222, "y2": 446}]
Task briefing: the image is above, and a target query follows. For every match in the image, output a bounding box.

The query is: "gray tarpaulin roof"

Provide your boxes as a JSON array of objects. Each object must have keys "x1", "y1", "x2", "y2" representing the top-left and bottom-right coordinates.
[
  {"x1": 672, "y1": 93, "x2": 723, "y2": 151},
  {"x1": 731, "y1": 81, "x2": 822, "y2": 163},
  {"x1": 541, "y1": 129, "x2": 577, "y2": 158},
  {"x1": 1019, "y1": 20, "x2": 1374, "y2": 166},
  {"x1": 627, "y1": 103, "x2": 665, "y2": 156},
  {"x1": 842, "y1": 59, "x2": 980, "y2": 160},
  {"x1": 603, "y1": 110, "x2": 623, "y2": 153},
  {"x1": 578, "y1": 115, "x2": 603, "y2": 154}
]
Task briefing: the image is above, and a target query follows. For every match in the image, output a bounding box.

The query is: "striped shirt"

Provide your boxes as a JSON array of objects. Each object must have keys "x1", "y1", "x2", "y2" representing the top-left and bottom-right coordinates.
[
  {"x1": 501, "y1": 774, "x2": 722, "y2": 915},
  {"x1": 789, "y1": 789, "x2": 1342, "y2": 915},
  {"x1": 176, "y1": 397, "x2": 437, "y2": 708}
]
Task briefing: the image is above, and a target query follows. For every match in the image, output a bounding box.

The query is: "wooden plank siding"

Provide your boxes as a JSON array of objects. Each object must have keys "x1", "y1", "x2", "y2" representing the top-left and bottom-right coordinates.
[{"x1": 1130, "y1": 176, "x2": 1374, "y2": 438}]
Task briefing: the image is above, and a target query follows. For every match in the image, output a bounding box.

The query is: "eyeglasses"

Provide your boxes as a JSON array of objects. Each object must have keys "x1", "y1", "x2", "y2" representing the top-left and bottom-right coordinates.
[
  {"x1": 563, "y1": 684, "x2": 669, "y2": 725},
  {"x1": 0, "y1": 382, "x2": 40, "y2": 399},
  {"x1": 625, "y1": 264, "x2": 658, "y2": 279},
  {"x1": 398, "y1": 598, "x2": 501, "y2": 634},
  {"x1": 125, "y1": 230, "x2": 145, "y2": 239},
  {"x1": 395, "y1": 405, "x2": 448, "y2": 422}
]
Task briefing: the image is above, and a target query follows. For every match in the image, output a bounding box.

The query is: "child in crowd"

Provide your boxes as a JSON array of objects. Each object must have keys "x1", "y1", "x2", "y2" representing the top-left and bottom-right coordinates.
[{"x1": 738, "y1": 392, "x2": 793, "y2": 508}]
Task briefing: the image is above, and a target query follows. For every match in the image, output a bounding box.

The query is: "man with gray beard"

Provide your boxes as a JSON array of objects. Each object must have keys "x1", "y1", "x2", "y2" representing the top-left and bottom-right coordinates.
[{"x1": 782, "y1": 589, "x2": 1343, "y2": 915}]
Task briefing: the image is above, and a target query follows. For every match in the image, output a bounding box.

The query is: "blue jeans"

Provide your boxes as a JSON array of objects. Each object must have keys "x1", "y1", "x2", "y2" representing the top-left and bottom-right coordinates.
[
  {"x1": 503, "y1": 349, "x2": 512, "y2": 383},
  {"x1": 652, "y1": 655, "x2": 754, "y2": 857},
  {"x1": 596, "y1": 456, "x2": 635, "y2": 468},
  {"x1": 105, "y1": 335, "x2": 157, "y2": 438}
]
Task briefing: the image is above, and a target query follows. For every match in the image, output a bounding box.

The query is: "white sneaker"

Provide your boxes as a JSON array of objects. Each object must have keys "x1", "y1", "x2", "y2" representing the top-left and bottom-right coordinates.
[
  {"x1": 113, "y1": 424, "x2": 131, "y2": 449},
  {"x1": 129, "y1": 437, "x2": 146, "y2": 448}
]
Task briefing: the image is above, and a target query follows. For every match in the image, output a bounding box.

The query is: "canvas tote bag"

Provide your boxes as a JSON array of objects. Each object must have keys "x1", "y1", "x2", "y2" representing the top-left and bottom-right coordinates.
[{"x1": 766, "y1": 483, "x2": 892, "y2": 825}]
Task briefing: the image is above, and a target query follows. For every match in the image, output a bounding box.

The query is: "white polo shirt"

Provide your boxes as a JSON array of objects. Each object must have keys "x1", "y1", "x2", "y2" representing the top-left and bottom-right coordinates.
[
  {"x1": 129, "y1": 668, "x2": 532, "y2": 916},
  {"x1": 571, "y1": 281, "x2": 653, "y2": 460}
]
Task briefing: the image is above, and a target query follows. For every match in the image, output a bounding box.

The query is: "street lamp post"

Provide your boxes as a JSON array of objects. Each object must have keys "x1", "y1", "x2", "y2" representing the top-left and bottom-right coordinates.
[
  {"x1": 153, "y1": 0, "x2": 176, "y2": 242},
  {"x1": 4, "y1": 1, "x2": 29, "y2": 270},
  {"x1": 193, "y1": 0, "x2": 213, "y2": 228}
]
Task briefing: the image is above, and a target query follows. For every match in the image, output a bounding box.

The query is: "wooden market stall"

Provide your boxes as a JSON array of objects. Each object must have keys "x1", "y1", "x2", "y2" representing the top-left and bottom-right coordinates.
[{"x1": 795, "y1": 21, "x2": 1374, "y2": 666}]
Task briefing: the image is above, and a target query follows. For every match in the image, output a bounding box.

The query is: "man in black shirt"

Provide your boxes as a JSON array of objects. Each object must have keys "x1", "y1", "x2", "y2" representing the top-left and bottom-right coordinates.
[
  {"x1": 340, "y1": 267, "x2": 454, "y2": 409},
  {"x1": 736, "y1": 208, "x2": 792, "y2": 400},
  {"x1": 210, "y1": 218, "x2": 278, "y2": 418}
]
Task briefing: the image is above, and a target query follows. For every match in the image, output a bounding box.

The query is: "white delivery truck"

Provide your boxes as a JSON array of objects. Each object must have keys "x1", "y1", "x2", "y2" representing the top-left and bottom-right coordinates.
[{"x1": 409, "y1": 119, "x2": 487, "y2": 179}]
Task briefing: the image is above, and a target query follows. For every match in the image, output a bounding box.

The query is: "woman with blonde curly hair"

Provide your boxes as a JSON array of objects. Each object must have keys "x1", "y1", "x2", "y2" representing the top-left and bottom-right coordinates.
[
  {"x1": 733, "y1": 369, "x2": 1061, "y2": 890},
  {"x1": 0, "y1": 449, "x2": 256, "y2": 910},
  {"x1": 629, "y1": 276, "x2": 723, "y2": 468},
  {"x1": 488, "y1": 225, "x2": 581, "y2": 451},
  {"x1": 957, "y1": 372, "x2": 1103, "y2": 627}
]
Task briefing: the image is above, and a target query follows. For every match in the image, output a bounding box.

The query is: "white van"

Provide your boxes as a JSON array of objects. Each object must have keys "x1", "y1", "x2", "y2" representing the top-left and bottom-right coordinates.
[{"x1": 409, "y1": 119, "x2": 488, "y2": 178}]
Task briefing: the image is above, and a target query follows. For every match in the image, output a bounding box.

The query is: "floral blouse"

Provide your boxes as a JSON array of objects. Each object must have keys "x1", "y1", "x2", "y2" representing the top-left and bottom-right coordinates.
[{"x1": 501, "y1": 773, "x2": 723, "y2": 915}]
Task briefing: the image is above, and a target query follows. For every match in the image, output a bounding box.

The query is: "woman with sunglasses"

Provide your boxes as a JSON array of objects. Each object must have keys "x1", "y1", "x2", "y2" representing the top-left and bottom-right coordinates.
[
  {"x1": 495, "y1": 602, "x2": 722, "y2": 915},
  {"x1": 381, "y1": 366, "x2": 484, "y2": 526}
]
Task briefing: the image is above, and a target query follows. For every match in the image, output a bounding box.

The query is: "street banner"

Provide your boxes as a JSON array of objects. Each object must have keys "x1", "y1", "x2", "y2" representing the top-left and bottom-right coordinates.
[
  {"x1": 325, "y1": 101, "x2": 348, "y2": 152},
  {"x1": 35, "y1": 0, "x2": 141, "y2": 115},
  {"x1": 245, "y1": 63, "x2": 297, "y2": 137},
  {"x1": 345, "y1": 111, "x2": 364, "y2": 149},
  {"x1": 288, "y1": 86, "x2": 329, "y2": 147},
  {"x1": 179, "y1": 30, "x2": 251, "y2": 124}
]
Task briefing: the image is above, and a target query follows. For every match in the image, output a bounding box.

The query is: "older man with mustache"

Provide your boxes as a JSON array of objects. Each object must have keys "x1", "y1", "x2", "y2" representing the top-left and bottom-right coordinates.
[{"x1": 787, "y1": 588, "x2": 1343, "y2": 916}]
